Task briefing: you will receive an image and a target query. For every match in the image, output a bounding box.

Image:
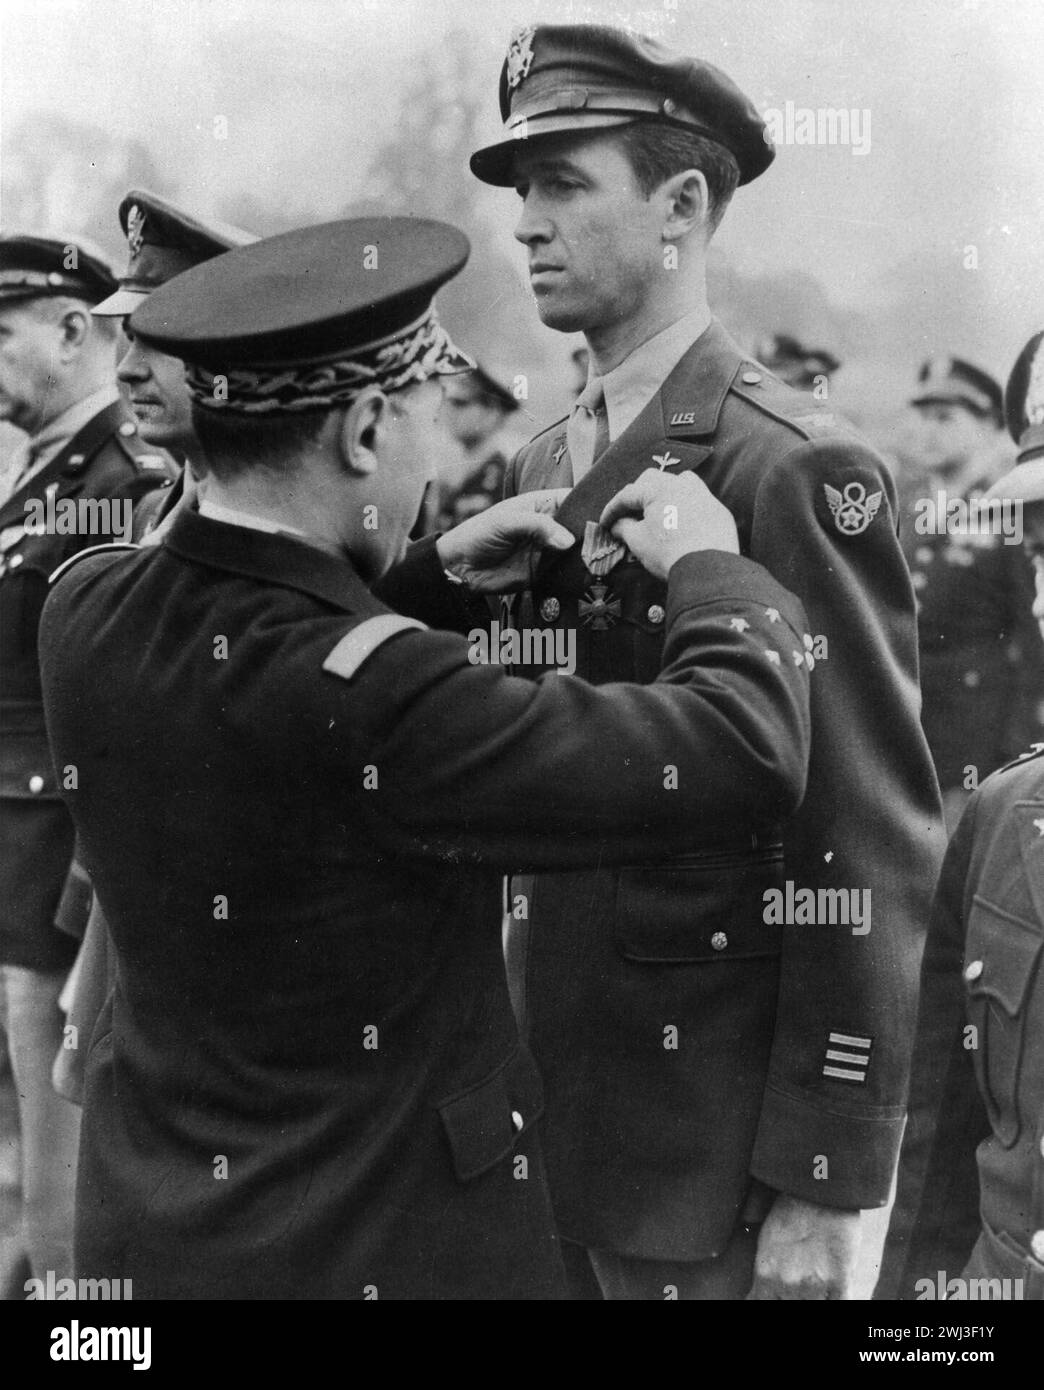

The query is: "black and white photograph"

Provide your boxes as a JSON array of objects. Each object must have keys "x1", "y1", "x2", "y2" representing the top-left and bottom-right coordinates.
[{"x1": 0, "y1": 0, "x2": 1042, "y2": 1356}]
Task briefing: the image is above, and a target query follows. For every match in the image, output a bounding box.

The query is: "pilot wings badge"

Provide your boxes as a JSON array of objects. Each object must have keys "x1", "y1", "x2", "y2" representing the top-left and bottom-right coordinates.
[
  {"x1": 823, "y1": 481, "x2": 882, "y2": 536},
  {"x1": 506, "y1": 25, "x2": 536, "y2": 90}
]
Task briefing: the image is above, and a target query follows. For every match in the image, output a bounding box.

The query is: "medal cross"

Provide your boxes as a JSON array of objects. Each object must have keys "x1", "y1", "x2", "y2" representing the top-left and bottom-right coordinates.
[{"x1": 579, "y1": 582, "x2": 621, "y2": 630}]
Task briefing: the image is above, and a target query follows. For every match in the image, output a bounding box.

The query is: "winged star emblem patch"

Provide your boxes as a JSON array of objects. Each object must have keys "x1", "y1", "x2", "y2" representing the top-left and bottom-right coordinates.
[
  {"x1": 506, "y1": 25, "x2": 536, "y2": 89},
  {"x1": 823, "y1": 481, "x2": 882, "y2": 536}
]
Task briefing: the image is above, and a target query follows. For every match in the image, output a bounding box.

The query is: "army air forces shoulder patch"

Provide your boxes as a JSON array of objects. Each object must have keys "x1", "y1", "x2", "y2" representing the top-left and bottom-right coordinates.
[{"x1": 823, "y1": 481, "x2": 883, "y2": 536}]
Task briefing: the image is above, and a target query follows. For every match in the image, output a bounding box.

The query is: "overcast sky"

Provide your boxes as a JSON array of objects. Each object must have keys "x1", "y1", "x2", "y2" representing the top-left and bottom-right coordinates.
[{"x1": 3, "y1": 0, "x2": 1043, "y2": 392}]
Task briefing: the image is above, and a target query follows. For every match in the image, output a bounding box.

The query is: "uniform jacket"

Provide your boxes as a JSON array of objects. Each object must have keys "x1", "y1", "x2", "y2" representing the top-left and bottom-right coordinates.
[
  {"x1": 900, "y1": 481, "x2": 1044, "y2": 790},
  {"x1": 0, "y1": 399, "x2": 172, "y2": 969},
  {"x1": 877, "y1": 748, "x2": 1044, "y2": 1300},
  {"x1": 500, "y1": 318, "x2": 947, "y2": 1260},
  {"x1": 39, "y1": 509, "x2": 811, "y2": 1299}
]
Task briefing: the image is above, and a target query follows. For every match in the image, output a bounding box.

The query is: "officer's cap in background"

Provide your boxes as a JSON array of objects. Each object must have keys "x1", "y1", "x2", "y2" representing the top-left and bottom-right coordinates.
[
  {"x1": 984, "y1": 332, "x2": 1044, "y2": 509},
  {"x1": 470, "y1": 23, "x2": 774, "y2": 188},
  {"x1": 93, "y1": 190, "x2": 257, "y2": 317},
  {"x1": 0, "y1": 233, "x2": 117, "y2": 307},
  {"x1": 129, "y1": 218, "x2": 474, "y2": 416},
  {"x1": 910, "y1": 356, "x2": 1003, "y2": 426},
  {"x1": 756, "y1": 333, "x2": 840, "y2": 388},
  {"x1": 453, "y1": 364, "x2": 519, "y2": 413}
]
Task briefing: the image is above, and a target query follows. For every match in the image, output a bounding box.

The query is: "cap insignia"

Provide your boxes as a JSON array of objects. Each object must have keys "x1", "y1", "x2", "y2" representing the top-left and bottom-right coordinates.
[
  {"x1": 126, "y1": 205, "x2": 146, "y2": 258},
  {"x1": 1027, "y1": 342, "x2": 1044, "y2": 427},
  {"x1": 506, "y1": 25, "x2": 536, "y2": 90}
]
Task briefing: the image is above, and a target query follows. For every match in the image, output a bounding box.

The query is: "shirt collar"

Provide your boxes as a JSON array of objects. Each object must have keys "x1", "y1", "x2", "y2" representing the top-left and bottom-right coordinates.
[
  {"x1": 597, "y1": 306, "x2": 712, "y2": 441},
  {"x1": 199, "y1": 497, "x2": 308, "y2": 539}
]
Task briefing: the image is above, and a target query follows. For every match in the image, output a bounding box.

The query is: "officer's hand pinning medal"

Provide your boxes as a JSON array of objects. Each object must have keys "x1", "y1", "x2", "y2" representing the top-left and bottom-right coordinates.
[{"x1": 599, "y1": 468, "x2": 740, "y2": 582}]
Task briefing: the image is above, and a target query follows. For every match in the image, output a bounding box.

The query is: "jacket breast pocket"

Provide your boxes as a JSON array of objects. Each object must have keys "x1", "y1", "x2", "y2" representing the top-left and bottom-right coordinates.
[
  {"x1": 964, "y1": 896, "x2": 1043, "y2": 1147},
  {"x1": 614, "y1": 848, "x2": 785, "y2": 963},
  {"x1": 0, "y1": 727, "x2": 61, "y2": 801},
  {"x1": 436, "y1": 1047, "x2": 544, "y2": 1183}
]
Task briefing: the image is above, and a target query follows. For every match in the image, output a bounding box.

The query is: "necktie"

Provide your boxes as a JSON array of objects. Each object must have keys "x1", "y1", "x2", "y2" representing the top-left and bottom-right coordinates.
[{"x1": 566, "y1": 377, "x2": 610, "y2": 483}]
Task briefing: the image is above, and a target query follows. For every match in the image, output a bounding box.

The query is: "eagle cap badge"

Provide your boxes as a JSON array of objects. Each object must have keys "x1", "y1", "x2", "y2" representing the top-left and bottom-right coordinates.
[
  {"x1": 823, "y1": 480, "x2": 882, "y2": 536},
  {"x1": 126, "y1": 204, "x2": 146, "y2": 258},
  {"x1": 506, "y1": 25, "x2": 536, "y2": 90}
]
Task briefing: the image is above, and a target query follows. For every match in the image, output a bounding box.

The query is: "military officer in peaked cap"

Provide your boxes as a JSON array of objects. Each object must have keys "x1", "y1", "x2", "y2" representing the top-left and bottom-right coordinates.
[
  {"x1": 38, "y1": 217, "x2": 813, "y2": 1299},
  {"x1": 900, "y1": 355, "x2": 1044, "y2": 831},
  {"x1": 878, "y1": 332, "x2": 1044, "y2": 1300},
  {"x1": 471, "y1": 22, "x2": 946, "y2": 1298},
  {"x1": 93, "y1": 190, "x2": 257, "y2": 540},
  {"x1": 0, "y1": 232, "x2": 173, "y2": 1287},
  {"x1": 51, "y1": 193, "x2": 258, "y2": 1110}
]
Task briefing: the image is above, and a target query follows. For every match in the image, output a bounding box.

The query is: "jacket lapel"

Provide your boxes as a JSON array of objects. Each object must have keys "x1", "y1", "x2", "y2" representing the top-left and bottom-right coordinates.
[
  {"x1": 0, "y1": 400, "x2": 127, "y2": 530},
  {"x1": 535, "y1": 320, "x2": 744, "y2": 581}
]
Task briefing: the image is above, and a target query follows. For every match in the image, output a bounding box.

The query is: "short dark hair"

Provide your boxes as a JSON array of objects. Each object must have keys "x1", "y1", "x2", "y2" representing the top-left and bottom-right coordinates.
[
  {"x1": 615, "y1": 121, "x2": 741, "y2": 233},
  {"x1": 191, "y1": 403, "x2": 329, "y2": 481}
]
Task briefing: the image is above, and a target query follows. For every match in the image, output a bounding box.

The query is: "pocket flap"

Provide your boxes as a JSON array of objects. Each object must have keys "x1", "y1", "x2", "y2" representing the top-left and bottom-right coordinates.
[
  {"x1": 966, "y1": 896, "x2": 1043, "y2": 1018},
  {"x1": 0, "y1": 729, "x2": 60, "y2": 799},
  {"x1": 436, "y1": 1048, "x2": 544, "y2": 1183},
  {"x1": 615, "y1": 851, "x2": 784, "y2": 963}
]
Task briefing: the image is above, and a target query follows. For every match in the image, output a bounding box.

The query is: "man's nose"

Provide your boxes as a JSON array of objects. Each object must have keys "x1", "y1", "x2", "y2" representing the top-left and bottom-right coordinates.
[
  {"x1": 514, "y1": 195, "x2": 552, "y2": 247},
  {"x1": 116, "y1": 341, "x2": 148, "y2": 383}
]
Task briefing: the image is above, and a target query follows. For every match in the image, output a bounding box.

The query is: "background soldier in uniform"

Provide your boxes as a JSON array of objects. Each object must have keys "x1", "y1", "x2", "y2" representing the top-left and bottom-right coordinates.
[
  {"x1": 877, "y1": 331, "x2": 1044, "y2": 1301},
  {"x1": 38, "y1": 218, "x2": 812, "y2": 1299},
  {"x1": 437, "y1": 363, "x2": 520, "y2": 530},
  {"x1": 900, "y1": 356, "x2": 1044, "y2": 828},
  {"x1": 470, "y1": 22, "x2": 945, "y2": 1298},
  {"x1": 52, "y1": 192, "x2": 257, "y2": 1109},
  {"x1": 0, "y1": 233, "x2": 171, "y2": 1288},
  {"x1": 92, "y1": 189, "x2": 257, "y2": 541}
]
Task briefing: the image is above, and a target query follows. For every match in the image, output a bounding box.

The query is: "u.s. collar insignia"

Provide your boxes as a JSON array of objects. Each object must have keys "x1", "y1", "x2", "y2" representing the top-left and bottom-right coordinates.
[
  {"x1": 823, "y1": 481, "x2": 882, "y2": 536},
  {"x1": 669, "y1": 411, "x2": 696, "y2": 427},
  {"x1": 581, "y1": 520, "x2": 626, "y2": 578},
  {"x1": 506, "y1": 25, "x2": 536, "y2": 89},
  {"x1": 552, "y1": 439, "x2": 567, "y2": 466},
  {"x1": 126, "y1": 204, "x2": 146, "y2": 257},
  {"x1": 653, "y1": 450, "x2": 680, "y2": 471}
]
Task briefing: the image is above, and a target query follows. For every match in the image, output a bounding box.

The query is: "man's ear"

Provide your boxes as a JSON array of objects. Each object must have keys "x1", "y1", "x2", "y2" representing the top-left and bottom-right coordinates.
[
  {"x1": 338, "y1": 386, "x2": 389, "y2": 477},
  {"x1": 661, "y1": 168, "x2": 710, "y2": 243},
  {"x1": 57, "y1": 304, "x2": 93, "y2": 358}
]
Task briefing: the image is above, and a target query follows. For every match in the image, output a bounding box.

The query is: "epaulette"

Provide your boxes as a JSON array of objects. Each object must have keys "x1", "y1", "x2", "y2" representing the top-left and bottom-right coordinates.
[
  {"x1": 729, "y1": 365, "x2": 855, "y2": 445},
  {"x1": 522, "y1": 413, "x2": 569, "y2": 449},
  {"x1": 997, "y1": 742, "x2": 1044, "y2": 774},
  {"x1": 322, "y1": 614, "x2": 427, "y2": 682},
  {"x1": 49, "y1": 542, "x2": 139, "y2": 585}
]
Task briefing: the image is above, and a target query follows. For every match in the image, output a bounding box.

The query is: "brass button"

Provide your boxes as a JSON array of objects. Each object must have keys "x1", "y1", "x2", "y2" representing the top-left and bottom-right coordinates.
[
  {"x1": 118, "y1": 420, "x2": 136, "y2": 437},
  {"x1": 1039, "y1": 1134, "x2": 1044, "y2": 1160},
  {"x1": 511, "y1": 1110, "x2": 524, "y2": 1132},
  {"x1": 742, "y1": 370, "x2": 762, "y2": 385},
  {"x1": 963, "y1": 670, "x2": 981, "y2": 688},
  {"x1": 964, "y1": 959, "x2": 983, "y2": 983},
  {"x1": 539, "y1": 597, "x2": 560, "y2": 623},
  {"x1": 1031, "y1": 1230, "x2": 1044, "y2": 1262},
  {"x1": 710, "y1": 931, "x2": 728, "y2": 951},
  {"x1": 647, "y1": 604, "x2": 665, "y2": 625},
  {"x1": 915, "y1": 546, "x2": 934, "y2": 565},
  {"x1": 911, "y1": 571, "x2": 927, "y2": 590},
  {"x1": 28, "y1": 775, "x2": 45, "y2": 794},
  {"x1": 9, "y1": 553, "x2": 24, "y2": 569}
]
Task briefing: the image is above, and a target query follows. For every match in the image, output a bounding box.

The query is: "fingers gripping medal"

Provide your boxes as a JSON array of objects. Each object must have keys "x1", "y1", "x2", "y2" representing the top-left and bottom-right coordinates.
[{"x1": 581, "y1": 520, "x2": 627, "y2": 578}]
